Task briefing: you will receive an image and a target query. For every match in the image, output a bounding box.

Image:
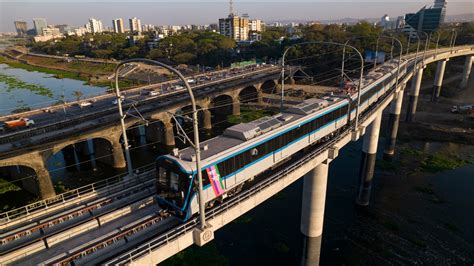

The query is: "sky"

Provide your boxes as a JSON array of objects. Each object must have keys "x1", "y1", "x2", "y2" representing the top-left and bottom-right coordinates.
[{"x1": 0, "y1": 0, "x2": 473, "y2": 32}]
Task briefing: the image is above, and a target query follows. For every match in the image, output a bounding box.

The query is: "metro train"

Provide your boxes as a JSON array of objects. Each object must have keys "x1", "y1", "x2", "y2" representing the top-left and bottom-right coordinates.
[{"x1": 155, "y1": 59, "x2": 407, "y2": 220}]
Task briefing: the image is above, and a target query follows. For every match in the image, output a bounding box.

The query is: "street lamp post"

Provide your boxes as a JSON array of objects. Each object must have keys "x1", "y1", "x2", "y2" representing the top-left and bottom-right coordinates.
[
  {"x1": 281, "y1": 41, "x2": 364, "y2": 132},
  {"x1": 114, "y1": 59, "x2": 207, "y2": 230}
]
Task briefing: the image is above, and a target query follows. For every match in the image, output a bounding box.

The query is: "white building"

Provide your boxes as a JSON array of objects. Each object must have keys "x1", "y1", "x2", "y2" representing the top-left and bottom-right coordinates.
[
  {"x1": 249, "y1": 19, "x2": 264, "y2": 32},
  {"x1": 86, "y1": 18, "x2": 104, "y2": 34},
  {"x1": 112, "y1": 18, "x2": 125, "y2": 34},
  {"x1": 129, "y1": 17, "x2": 142, "y2": 34}
]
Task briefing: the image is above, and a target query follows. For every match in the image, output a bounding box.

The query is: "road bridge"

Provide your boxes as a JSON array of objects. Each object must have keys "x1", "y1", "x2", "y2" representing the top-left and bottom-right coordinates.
[
  {"x1": 0, "y1": 45, "x2": 472, "y2": 266},
  {"x1": 0, "y1": 65, "x2": 299, "y2": 199}
]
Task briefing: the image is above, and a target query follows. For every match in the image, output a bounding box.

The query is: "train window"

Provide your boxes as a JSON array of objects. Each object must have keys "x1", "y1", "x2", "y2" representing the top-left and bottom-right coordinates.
[
  {"x1": 170, "y1": 172, "x2": 179, "y2": 192},
  {"x1": 202, "y1": 170, "x2": 210, "y2": 187}
]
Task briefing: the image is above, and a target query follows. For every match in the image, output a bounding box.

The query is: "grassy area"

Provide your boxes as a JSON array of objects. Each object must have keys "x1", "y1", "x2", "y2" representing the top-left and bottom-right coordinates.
[
  {"x1": 227, "y1": 107, "x2": 276, "y2": 124},
  {"x1": 420, "y1": 153, "x2": 470, "y2": 173},
  {"x1": 0, "y1": 55, "x2": 87, "y2": 81},
  {"x1": 0, "y1": 179, "x2": 21, "y2": 195},
  {"x1": 0, "y1": 55, "x2": 113, "y2": 87}
]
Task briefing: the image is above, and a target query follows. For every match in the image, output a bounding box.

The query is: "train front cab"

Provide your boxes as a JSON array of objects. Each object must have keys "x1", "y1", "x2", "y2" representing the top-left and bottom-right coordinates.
[{"x1": 155, "y1": 156, "x2": 193, "y2": 220}]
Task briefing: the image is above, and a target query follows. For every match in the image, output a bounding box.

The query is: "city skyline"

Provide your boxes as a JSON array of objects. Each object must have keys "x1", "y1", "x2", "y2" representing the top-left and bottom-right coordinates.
[{"x1": 1, "y1": 1, "x2": 472, "y2": 32}]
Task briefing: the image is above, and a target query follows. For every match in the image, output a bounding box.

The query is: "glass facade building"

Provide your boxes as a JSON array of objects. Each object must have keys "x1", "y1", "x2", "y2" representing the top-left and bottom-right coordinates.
[{"x1": 404, "y1": 0, "x2": 446, "y2": 33}]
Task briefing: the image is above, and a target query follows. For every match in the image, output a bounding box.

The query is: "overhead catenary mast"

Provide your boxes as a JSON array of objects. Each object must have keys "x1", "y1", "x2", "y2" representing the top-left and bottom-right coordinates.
[{"x1": 229, "y1": 0, "x2": 234, "y2": 16}]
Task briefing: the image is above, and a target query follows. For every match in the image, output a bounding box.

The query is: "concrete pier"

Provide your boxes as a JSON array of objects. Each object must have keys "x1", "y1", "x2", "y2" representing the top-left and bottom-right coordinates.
[
  {"x1": 111, "y1": 142, "x2": 126, "y2": 169},
  {"x1": 406, "y1": 67, "x2": 424, "y2": 123},
  {"x1": 202, "y1": 110, "x2": 212, "y2": 130},
  {"x1": 163, "y1": 122, "x2": 175, "y2": 147},
  {"x1": 232, "y1": 101, "x2": 241, "y2": 116},
  {"x1": 300, "y1": 162, "x2": 329, "y2": 266},
  {"x1": 431, "y1": 59, "x2": 447, "y2": 102},
  {"x1": 461, "y1": 55, "x2": 473, "y2": 89},
  {"x1": 356, "y1": 111, "x2": 382, "y2": 206},
  {"x1": 383, "y1": 85, "x2": 405, "y2": 161}
]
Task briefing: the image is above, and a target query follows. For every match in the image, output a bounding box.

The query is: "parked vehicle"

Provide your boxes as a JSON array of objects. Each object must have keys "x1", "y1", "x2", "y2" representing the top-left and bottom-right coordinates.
[
  {"x1": 186, "y1": 78, "x2": 196, "y2": 84},
  {"x1": 4, "y1": 118, "x2": 35, "y2": 130},
  {"x1": 174, "y1": 85, "x2": 184, "y2": 90},
  {"x1": 0, "y1": 122, "x2": 5, "y2": 132}
]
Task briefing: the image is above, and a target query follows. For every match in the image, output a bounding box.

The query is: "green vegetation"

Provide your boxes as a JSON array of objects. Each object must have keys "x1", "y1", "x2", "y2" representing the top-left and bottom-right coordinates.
[
  {"x1": 0, "y1": 179, "x2": 21, "y2": 195},
  {"x1": 0, "y1": 55, "x2": 111, "y2": 87},
  {"x1": 28, "y1": 21, "x2": 474, "y2": 68},
  {"x1": 227, "y1": 108, "x2": 275, "y2": 124},
  {"x1": 161, "y1": 243, "x2": 229, "y2": 266},
  {"x1": 0, "y1": 72, "x2": 53, "y2": 98},
  {"x1": 54, "y1": 181, "x2": 69, "y2": 194},
  {"x1": 0, "y1": 55, "x2": 84, "y2": 80},
  {"x1": 420, "y1": 153, "x2": 469, "y2": 173}
]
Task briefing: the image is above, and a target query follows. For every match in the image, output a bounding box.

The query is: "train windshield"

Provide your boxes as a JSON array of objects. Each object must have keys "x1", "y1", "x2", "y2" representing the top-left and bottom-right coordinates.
[{"x1": 156, "y1": 158, "x2": 191, "y2": 209}]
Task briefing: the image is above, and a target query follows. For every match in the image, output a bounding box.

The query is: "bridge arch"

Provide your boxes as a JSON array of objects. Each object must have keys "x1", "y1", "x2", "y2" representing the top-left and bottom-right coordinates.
[
  {"x1": 211, "y1": 94, "x2": 234, "y2": 121},
  {"x1": 0, "y1": 161, "x2": 55, "y2": 200},
  {"x1": 260, "y1": 80, "x2": 278, "y2": 94},
  {"x1": 239, "y1": 85, "x2": 261, "y2": 103}
]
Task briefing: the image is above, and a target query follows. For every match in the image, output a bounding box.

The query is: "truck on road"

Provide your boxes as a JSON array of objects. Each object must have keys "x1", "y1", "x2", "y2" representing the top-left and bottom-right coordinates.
[{"x1": 3, "y1": 118, "x2": 35, "y2": 130}]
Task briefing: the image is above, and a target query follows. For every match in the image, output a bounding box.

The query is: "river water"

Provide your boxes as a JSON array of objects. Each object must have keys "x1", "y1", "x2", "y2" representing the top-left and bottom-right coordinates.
[{"x1": 0, "y1": 63, "x2": 106, "y2": 115}]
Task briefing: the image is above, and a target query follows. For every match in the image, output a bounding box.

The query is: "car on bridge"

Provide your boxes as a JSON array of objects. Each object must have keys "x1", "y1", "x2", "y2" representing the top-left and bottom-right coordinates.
[
  {"x1": 78, "y1": 101, "x2": 93, "y2": 108},
  {"x1": 112, "y1": 96, "x2": 125, "y2": 105}
]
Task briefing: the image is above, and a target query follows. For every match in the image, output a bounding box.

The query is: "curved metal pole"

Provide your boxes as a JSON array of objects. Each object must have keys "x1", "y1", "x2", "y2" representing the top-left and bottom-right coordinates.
[
  {"x1": 114, "y1": 58, "x2": 207, "y2": 230},
  {"x1": 411, "y1": 33, "x2": 421, "y2": 71},
  {"x1": 419, "y1": 31, "x2": 429, "y2": 65},
  {"x1": 340, "y1": 40, "x2": 350, "y2": 87},
  {"x1": 374, "y1": 38, "x2": 380, "y2": 70},
  {"x1": 451, "y1": 29, "x2": 458, "y2": 51},
  {"x1": 281, "y1": 41, "x2": 364, "y2": 132},
  {"x1": 406, "y1": 34, "x2": 412, "y2": 56},
  {"x1": 375, "y1": 35, "x2": 403, "y2": 90},
  {"x1": 434, "y1": 31, "x2": 440, "y2": 54}
]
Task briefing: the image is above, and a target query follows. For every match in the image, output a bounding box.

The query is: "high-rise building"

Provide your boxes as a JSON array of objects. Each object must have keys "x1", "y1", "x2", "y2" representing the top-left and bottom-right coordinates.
[
  {"x1": 113, "y1": 18, "x2": 125, "y2": 33},
  {"x1": 86, "y1": 18, "x2": 103, "y2": 34},
  {"x1": 56, "y1": 24, "x2": 71, "y2": 34},
  {"x1": 249, "y1": 19, "x2": 264, "y2": 32},
  {"x1": 129, "y1": 17, "x2": 142, "y2": 34},
  {"x1": 219, "y1": 15, "x2": 249, "y2": 41},
  {"x1": 33, "y1": 18, "x2": 47, "y2": 35},
  {"x1": 14, "y1": 21, "x2": 28, "y2": 36},
  {"x1": 404, "y1": 0, "x2": 447, "y2": 33}
]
